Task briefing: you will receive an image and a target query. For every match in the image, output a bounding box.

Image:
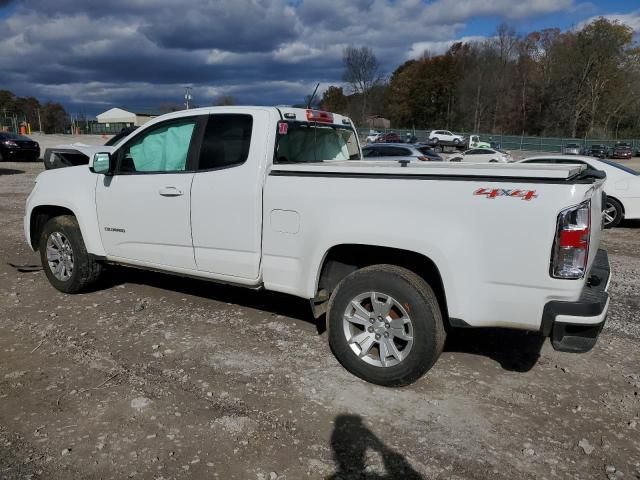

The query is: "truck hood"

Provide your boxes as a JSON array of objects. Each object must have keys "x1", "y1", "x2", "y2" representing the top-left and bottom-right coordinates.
[{"x1": 270, "y1": 160, "x2": 596, "y2": 182}]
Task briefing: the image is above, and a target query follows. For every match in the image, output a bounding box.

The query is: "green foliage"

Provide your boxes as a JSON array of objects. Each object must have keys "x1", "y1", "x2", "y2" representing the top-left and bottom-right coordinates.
[{"x1": 0, "y1": 90, "x2": 69, "y2": 133}]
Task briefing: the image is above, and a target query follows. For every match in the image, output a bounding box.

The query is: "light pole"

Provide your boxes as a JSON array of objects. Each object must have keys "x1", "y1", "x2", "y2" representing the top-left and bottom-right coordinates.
[{"x1": 184, "y1": 87, "x2": 192, "y2": 110}]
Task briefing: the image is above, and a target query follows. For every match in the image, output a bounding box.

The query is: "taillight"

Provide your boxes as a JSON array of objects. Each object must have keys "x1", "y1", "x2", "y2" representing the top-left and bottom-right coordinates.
[{"x1": 551, "y1": 200, "x2": 591, "y2": 279}]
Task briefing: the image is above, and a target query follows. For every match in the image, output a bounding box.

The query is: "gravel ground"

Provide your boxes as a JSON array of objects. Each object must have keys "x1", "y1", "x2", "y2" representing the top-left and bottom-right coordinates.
[{"x1": 0, "y1": 159, "x2": 639, "y2": 480}]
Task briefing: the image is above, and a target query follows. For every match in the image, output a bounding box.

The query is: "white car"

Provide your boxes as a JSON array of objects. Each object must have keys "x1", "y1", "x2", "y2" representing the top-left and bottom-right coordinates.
[
  {"x1": 25, "y1": 106, "x2": 610, "y2": 386},
  {"x1": 365, "y1": 130, "x2": 382, "y2": 143},
  {"x1": 428, "y1": 130, "x2": 465, "y2": 146},
  {"x1": 519, "y1": 155, "x2": 640, "y2": 228},
  {"x1": 452, "y1": 147, "x2": 512, "y2": 163}
]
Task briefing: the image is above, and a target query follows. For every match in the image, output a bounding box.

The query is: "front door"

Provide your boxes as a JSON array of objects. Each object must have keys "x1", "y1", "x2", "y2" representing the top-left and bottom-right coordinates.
[{"x1": 96, "y1": 116, "x2": 201, "y2": 269}]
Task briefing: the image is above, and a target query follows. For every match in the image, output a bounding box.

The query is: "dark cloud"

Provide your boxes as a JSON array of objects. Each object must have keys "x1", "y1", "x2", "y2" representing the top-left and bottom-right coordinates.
[{"x1": 0, "y1": 0, "x2": 579, "y2": 114}]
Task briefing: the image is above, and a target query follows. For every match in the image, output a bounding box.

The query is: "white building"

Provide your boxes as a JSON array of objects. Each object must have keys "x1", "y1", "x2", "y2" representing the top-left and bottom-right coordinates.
[{"x1": 96, "y1": 108, "x2": 157, "y2": 127}]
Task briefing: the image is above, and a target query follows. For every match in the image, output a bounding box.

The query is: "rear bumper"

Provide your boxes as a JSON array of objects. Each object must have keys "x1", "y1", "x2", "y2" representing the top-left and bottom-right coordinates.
[{"x1": 541, "y1": 249, "x2": 611, "y2": 353}]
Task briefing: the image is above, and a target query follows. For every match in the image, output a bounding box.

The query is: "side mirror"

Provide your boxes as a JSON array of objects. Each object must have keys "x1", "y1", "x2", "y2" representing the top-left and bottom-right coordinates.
[{"x1": 90, "y1": 152, "x2": 113, "y2": 175}]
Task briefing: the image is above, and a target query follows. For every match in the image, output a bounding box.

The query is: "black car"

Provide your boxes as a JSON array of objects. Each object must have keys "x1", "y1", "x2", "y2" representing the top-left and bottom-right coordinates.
[
  {"x1": 0, "y1": 132, "x2": 40, "y2": 162},
  {"x1": 588, "y1": 144, "x2": 608, "y2": 158}
]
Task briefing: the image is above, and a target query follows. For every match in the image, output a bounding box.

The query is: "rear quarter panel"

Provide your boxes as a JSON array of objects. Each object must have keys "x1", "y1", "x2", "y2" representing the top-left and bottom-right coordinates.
[{"x1": 262, "y1": 173, "x2": 603, "y2": 330}]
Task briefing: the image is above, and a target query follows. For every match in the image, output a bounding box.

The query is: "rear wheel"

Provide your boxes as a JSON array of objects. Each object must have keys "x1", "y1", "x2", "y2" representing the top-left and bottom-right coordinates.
[
  {"x1": 603, "y1": 197, "x2": 624, "y2": 228},
  {"x1": 39, "y1": 216, "x2": 102, "y2": 293},
  {"x1": 327, "y1": 265, "x2": 445, "y2": 387}
]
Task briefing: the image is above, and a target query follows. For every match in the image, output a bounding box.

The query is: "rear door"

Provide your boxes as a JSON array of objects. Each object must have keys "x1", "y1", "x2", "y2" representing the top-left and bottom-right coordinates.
[
  {"x1": 190, "y1": 110, "x2": 270, "y2": 280},
  {"x1": 96, "y1": 115, "x2": 202, "y2": 269}
]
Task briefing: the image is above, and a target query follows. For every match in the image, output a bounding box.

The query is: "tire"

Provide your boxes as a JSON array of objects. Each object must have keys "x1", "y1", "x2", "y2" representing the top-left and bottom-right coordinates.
[
  {"x1": 327, "y1": 265, "x2": 446, "y2": 387},
  {"x1": 0, "y1": 150, "x2": 4, "y2": 162},
  {"x1": 453, "y1": 138, "x2": 460, "y2": 145},
  {"x1": 39, "y1": 215, "x2": 102, "y2": 293},
  {"x1": 489, "y1": 159, "x2": 498, "y2": 163},
  {"x1": 603, "y1": 197, "x2": 624, "y2": 229}
]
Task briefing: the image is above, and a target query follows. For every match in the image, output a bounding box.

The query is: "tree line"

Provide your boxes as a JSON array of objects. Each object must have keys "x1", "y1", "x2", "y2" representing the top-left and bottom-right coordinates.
[
  {"x1": 322, "y1": 18, "x2": 640, "y2": 139},
  {"x1": 0, "y1": 90, "x2": 69, "y2": 134}
]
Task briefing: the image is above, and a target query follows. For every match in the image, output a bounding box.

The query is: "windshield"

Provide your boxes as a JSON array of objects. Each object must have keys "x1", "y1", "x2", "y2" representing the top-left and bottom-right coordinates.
[
  {"x1": 275, "y1": 121, "x2": 360, "y2": 163},
  {"x1": 600, "y1": 159, "x2": 639, "y2": 175}
]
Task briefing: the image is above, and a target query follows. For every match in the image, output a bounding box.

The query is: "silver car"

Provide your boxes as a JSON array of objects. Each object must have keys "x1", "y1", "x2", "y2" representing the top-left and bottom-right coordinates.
[
  {"x1": 361, "y1": 143, "x2": 443, "y2": 162},
  {"x1": 563, "y1": 143, "x2": 582, "y2": 155}
]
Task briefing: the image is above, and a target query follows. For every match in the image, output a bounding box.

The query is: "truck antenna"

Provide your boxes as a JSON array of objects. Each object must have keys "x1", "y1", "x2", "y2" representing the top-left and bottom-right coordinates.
[{"x1": 307, "y1": 83, "x2": 320, "y2": 109}]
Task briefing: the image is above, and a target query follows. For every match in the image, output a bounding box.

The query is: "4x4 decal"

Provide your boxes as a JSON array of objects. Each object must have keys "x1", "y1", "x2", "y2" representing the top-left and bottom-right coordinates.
[{"x1": 474, "y1": 188, "x2": 538, "y2": 201}]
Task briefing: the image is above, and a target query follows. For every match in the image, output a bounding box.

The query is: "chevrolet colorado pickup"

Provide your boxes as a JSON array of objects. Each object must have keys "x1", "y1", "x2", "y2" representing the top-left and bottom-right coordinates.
[{"x1": 25, "y1": 107, "x2": 611, "y2": 386}]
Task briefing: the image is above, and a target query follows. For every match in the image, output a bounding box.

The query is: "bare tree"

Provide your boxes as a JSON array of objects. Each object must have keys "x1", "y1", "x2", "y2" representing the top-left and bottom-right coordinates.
[{"x1": 342, "y1": 46, "x2": 382, "y2": 122}]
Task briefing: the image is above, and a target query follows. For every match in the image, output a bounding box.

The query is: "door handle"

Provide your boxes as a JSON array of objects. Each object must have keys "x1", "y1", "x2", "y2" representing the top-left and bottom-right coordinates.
[{"x1": 159, "y1": 186, "x2": 184, "y2": 197}]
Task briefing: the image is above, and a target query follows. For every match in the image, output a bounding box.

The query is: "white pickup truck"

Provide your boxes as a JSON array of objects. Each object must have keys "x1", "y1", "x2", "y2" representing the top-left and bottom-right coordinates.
[{"x1": 24, "y1": 107, "x2": 611, "y2": 386}]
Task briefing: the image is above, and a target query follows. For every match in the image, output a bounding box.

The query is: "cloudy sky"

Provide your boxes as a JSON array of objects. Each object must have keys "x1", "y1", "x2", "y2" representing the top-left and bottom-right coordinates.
[{"x1": 0, "y1": 0, "x2": 638, "y2": 116}]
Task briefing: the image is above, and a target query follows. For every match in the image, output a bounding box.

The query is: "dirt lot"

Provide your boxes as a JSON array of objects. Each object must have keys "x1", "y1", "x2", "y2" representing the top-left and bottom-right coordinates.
[{"x1": 0, "y1": 157, "x2": 639, "y2": 480}]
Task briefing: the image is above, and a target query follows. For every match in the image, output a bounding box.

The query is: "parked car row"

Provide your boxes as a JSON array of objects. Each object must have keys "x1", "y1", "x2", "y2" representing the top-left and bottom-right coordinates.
[{"x1": 564, "y1": 142, "x2": 636, "y2": 159}]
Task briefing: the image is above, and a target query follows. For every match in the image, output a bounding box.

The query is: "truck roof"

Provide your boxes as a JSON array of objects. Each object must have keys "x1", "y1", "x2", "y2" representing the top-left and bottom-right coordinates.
[
  {"x1": 271, "y1": 160, "x2": 598, "y2": 183},
  {"x1": 143, "y1": 106, "x2": 353, "y2": 129}
]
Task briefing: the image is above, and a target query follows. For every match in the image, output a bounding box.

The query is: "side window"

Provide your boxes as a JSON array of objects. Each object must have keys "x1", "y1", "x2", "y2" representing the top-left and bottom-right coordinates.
[
  {"x1": 118, "y1": 119, "x2": 197, "y2": 173},
  {"x1": 198, "y1": 114, "x2": 253, "y2": 170},
  {"x1": 466, "y1": 149, "x2": 480, "y2": 155}
]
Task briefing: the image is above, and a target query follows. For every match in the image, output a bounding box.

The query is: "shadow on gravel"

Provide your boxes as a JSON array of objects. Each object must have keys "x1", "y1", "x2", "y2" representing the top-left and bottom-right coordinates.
[
  {"x1": 444, "y1": 328, "x2": 545, "y2": 372},
  {"x1": 99, "y1": 265, "x2": 324, "y2": 332},
  {"x1": 328, "y1": 414, "x2": 423, "y2": 480},
  {"x1": 620, "y1": 219, "x2": 640, "y2": 229},
  {"x1": 0, "y1": 168, "x2": 25, "y2": 176}
]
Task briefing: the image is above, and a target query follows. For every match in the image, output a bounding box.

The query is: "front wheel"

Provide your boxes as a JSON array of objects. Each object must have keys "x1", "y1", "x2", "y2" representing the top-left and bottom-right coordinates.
[
  {"x1": 603, "y1": 197, "x2": 624, "y2": 228},
  {"x1": 327, "y1": 265, "x2": 446, "y2": 387},
  {"x1": 39, "y1": 216, "x2": 103, "y2": 293}
]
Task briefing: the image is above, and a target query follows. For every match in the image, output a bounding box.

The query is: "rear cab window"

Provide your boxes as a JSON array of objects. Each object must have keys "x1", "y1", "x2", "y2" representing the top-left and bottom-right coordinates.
[{"x1": 275, "y1": 116, "x2": 360, "y2": 164}]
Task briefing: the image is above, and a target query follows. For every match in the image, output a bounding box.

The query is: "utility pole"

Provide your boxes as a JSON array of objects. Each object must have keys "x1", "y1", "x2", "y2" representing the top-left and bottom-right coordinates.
[
  {"x1": 37, "y1": 108, "x2": 43, "y2": 133},
  {"x1": 184, "y1": 87, "x2": 192, "y2": 110}
]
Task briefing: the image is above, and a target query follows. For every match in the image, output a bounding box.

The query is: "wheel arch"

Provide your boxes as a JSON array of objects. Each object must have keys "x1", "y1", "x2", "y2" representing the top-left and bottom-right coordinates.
[
  {"x1": 29, "y1": 205, "x2": 77, "y2": 250},
  {"x1": 313, "y1": 244, "x2": 449, "y2": 322},
  {"x1": 606, "y1": 195, "x2": 625, "y2": 214}
]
